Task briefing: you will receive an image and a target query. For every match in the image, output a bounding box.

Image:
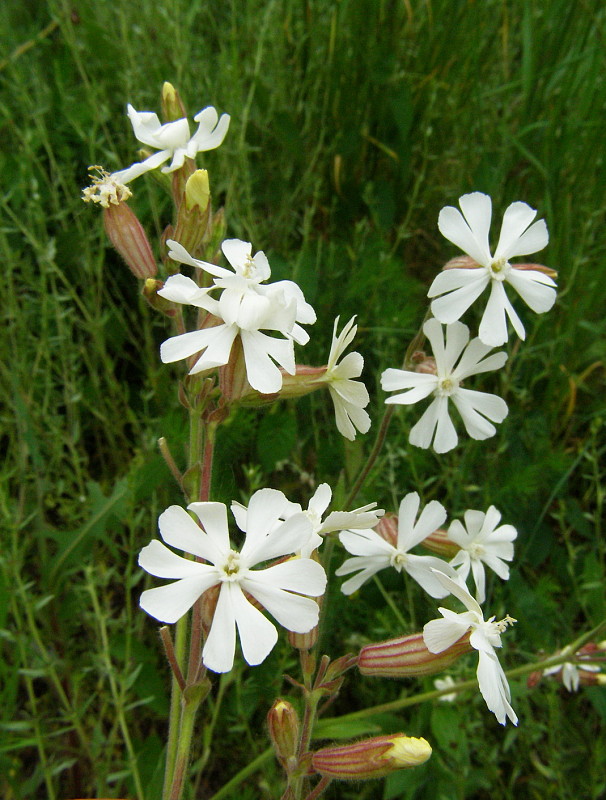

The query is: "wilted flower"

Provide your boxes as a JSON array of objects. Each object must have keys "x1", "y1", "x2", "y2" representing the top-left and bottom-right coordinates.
[
  {"x1": 336, "y1": 492, "x2": 453, "y2": 597},
  {"x1": 447, "y1": 506, "x2": 517, "y2": 603},
  {"x1": 113, "y1": 103, "x2": 230, "y2": 185},
  {"x1": 428, "y1": 192, "x2": 556, "y2": 346},
  {"x1": 381, "y1": 318, "x2": 508, "y2": 453},
  {"x1": 423, "y1": 570, "x2": 517, "y2": 725},
  {"x1": 138, "y1": 491, "x2": 327, "y2": 673}
]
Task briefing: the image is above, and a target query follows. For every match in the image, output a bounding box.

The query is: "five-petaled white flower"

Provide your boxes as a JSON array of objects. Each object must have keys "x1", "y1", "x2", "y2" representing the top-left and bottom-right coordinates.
[
  {"x1": 428, "y1": 192, "x2": 556, "y2": 346},
  {"x1": 322, "y1": 316, "x2": 371, "y2": 441},
  {"x1": 543, "y1": 658, "x2": 601, "y2": 692},
  {"x1": 423, "y1": 570, "x2": 517, "y2": 725},
  {"x1": 113, "y1": 104, "x2": 230, "y2": 185},
  {"x1": 138, "y1": 490, "x2": 327, "y2": 673},
  {"x1": 158, "y1": 240, "x2": 315, "y2": 394},
  {"x1": 447, "y1": 506, "x2": 517, "y2": 603},
  {"x1": 381, "y1": 318, "x2": 508, "y2": 453},
  {"x1": 336, "y1": 492, "x2": 453, "y2": 597}
]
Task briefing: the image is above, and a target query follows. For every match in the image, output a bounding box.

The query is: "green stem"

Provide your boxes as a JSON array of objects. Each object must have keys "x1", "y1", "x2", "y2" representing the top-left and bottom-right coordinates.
[
  {"x1": 169, "y1": 690, "x2": 206, "y2": 800},
  {"x1": 345, "y1": 406, "x2": 394, "y2": 509},
  {"x1": 207, "y1": 748, "x2": 274, "y2": 800}
]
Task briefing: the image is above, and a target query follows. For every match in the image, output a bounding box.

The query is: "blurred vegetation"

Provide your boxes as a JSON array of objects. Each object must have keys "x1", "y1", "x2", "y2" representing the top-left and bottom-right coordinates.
[{"x1": 1, "y1": 0, "x2": 605, "y2": 798}]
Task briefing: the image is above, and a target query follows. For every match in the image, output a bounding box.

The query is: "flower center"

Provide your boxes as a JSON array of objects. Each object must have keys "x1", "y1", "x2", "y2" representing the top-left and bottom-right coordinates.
[
  {"x1": 468, "y1": 542, "x2": 485, "y2": 559},
  {"x1": 220, "y1": 549, "x2": 243, "y2": 581},
  {"x1": 304, "y1": 508, "x2": 322, "y2": 534},
  {"x1": 436, "y1": 375, "x2": 459, "y2": 397},
  {"x1": 390, "y1": 550, "x2": 408, "y2": 571},
  {"x1": 241, "y1": 254, "x2": 257, "y2": 279},
  {"x1": 487, "y1": 257, "x2": 510, "y2": 281}
]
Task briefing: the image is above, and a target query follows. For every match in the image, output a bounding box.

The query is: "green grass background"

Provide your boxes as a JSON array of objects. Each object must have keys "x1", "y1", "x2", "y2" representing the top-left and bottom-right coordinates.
[{"x1": 1, "y1": 0, "x2": 605, "y2": 798}]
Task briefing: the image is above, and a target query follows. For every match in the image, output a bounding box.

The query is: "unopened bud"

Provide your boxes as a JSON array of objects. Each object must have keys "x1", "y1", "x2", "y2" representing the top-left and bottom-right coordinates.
[
  {"x1": 143, "y1": 279, "x2": 177, "y2": 315},
  {"x1": 267, "y1": 700, "x2": 300, "y2": 770},
  {"x1": 161, "y1": 81, "x2": 187, "y2": 121},
  {"x1": 359, "y1": 632, "x2": 472, "y2": 678},
  {"x1": 419, "y1": 528, "x2": 460, "y2": 558},
  {"x1": 104, "y1": 201, "x2": 157, "y2": 279},
  {"x1": 312, "y1": 734, "x2": 431, "y2": 780},
  {"x1": 173, "y1": 170, "x2": 211, "y2": 255},
  {"x1": 288, "y1": 626, "x2": 319, "y2": 651}
]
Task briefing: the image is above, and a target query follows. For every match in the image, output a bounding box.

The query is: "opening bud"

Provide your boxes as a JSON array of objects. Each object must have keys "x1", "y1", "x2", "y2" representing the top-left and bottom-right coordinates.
[
  {"x1": 172, "y1": 170, "x2": 212, "y2": 255},
  {"x1": 312, "y1": 734, "x2": 431, "y2": 780},
  {"x1": 359, "y1": 631, "x2": 472, "y2": 678},
  {"x1": 267, "y1": 699, "x2": 300, "y2": 771}
]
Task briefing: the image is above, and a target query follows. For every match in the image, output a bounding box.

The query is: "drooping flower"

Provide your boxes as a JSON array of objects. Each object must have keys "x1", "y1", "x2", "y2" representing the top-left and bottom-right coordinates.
[
  {"x1": 336, "y1": 492, "x2": 453, "y2": 597},
  {"x1": 428, "y1": 192, "x2": 556, "y2": 346},
  {"x1": 423, "y1": 570, "x2": 517, "y2": 725},
  {"x1": 543, "y1": 661, "x2": 602, "y2": 692},
  {"x1": 447, "y1": 506, "x2": 517, "y2": 603},
  {"x1": 322, "y1": 316, "x2": 371, "y2": 441},
  {"x1": 113, "y1": 104, "x2": 230, "y2": 185},
  {"x1": 138, "y1": 491, "x2": 327, "y2": 673},
  {"x1": 381, "y1": 318, "x2": 508, "y2": 453}
]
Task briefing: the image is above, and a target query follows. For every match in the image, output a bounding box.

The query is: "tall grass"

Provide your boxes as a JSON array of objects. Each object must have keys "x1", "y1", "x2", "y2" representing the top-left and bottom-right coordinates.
[{"x1": 1, "y1": 0, "x2": 605, "y2": 797}]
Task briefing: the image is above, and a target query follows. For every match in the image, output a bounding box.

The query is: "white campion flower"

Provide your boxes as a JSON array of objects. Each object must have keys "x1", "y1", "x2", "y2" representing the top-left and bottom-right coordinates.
[
  {"x1": 428, "y1": 192, "x2": 556, "y2": 346},
  {"x1": 113, "y1": 104, "x2": 230, "y2": 185},
  {"x1": 138, "y1": 491, "x2": 327, "y2": 673},
  {"x1": 323, "y1": 317, "x2": 371, "y2": 441},
  {"x1": 423, "y1": 570, "x2": 517, "y2": 725},
  {"x1": 543, "y1": 661, "x2": 601, "y2": 692},
  {"x1": 381, "y1": 318, "x2": 508, "y2": 453},
  {"x1": 447, "y1": 506, "x2": 517, "y2": 604},
  {"x1": 167, "y1": 239, "x2": 316, "y2": 345},
  {"x1": 336, "y1": 492, "x2": 453, "y2": 598}
]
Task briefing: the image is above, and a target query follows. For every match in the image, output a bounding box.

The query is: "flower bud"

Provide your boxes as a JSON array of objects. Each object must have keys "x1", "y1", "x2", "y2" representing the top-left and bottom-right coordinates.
[
  {"x1": 104, "y1": 200, "x2": 157, "y2": 279},
  {"x1": 419, "y1": 528, "x2": 460, "y2": 558},
  {"x1": 267, "y1": 699, "x2": 300, "y2": 770},
  {"x1": 374, "y1": 514, "x2": 398, "y2": 547},
  {"x1": 312, "y1": 734, "x2": 431, "y2": 780},
  {"x1": 161, "y1": 81, "x2": 187, "y2": 122},
  {"x1": 142, "y1": 279, "x2": 177, "y2": 315},
  {"x1": 359, "y1": 632, "x2": 472, "y2": 678},
  {"x1": 173, "y1": 170, "x2": 211, "y2": 256}
]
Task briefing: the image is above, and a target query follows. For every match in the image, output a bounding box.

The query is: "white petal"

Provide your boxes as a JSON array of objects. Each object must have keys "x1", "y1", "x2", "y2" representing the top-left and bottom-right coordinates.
[
  {"x1": 494, "y1": 201, "x2": 537, "y2": 260},
  {"x1": 158, "y1": 505, "x2": 224, "y2": 562},
  {"x1": 477, "y1": 282, "x2": 510, "y2": 346},
  {"x1": 231, "y1": 584, "x2": 278, "y2": 666},
  {"x1": 438, "y1": 195, "x2": 492, "y2": 266},
  {"x1": 336, "y1": 556, "x2": 389, "y2": 595},
  {"x1": 238, "y1": 489, "x2": 290, "y2": 555},
  {"x1": 243, "y1": 514, "x2": 314, "y2": 565},
  {"x1": 407, "y1": 499, "x2": 447, "y2": 550},
  {"x1": 476, "y1": 649, "x2": 517, "y2": 725},
  {"x1": 433, "y1": 403, "x2": 459, "y2": 454},
  {"x1": 191, "y1": 107, "x2": 231, "y2": 151},
  {"x1": 430, "y1": 569, "x2": 483, "y2": 614},
  {"x1": 240, "y1": 331, "x2": 294, "y2": 393},
  {"x1": 396, "y1": 492, "x2": 420, "y2": 548},
  {"x1": 187, "y1": 502, "x2": 231, "y2": 556},
  {"x1": 252, "y1": 558, "x2": 327, "y2": 596},
  {"x1": 423, "y1": 616, "x2": 471, "y2": 654},
  {"x1": 243, "y1": 579, "x2": 320, "y2": 632},
  {"x1": 505, "y1": 269, "x2": 557, "y2": 313},
  {"x1": 202, "y1": 583, "x2": 237, "y2": 673},
  {"x1": 453, "y1": 340, "x2": 507, "y2": 381},
  {"x1": 309, "y1": 484, "x2": 332, "y2": 516},
  {"x1": 404, "y1": 555, "x2": 455, "y2": 598},
  {"x1": 430, "y1": 271, "x2": 490, "y2": 325},
  {"x1": 140, "y1": 574, "x2": 217, "y2": 624},
  {"x1": 139, "y1": 540, "x2": 216, "y2": 579},
  {"x1": 504, "y1": 219, "x2": 549, "y2": 258},
  {"x1": 409, "y1": 397, "x2": 446, "y2": 450}
]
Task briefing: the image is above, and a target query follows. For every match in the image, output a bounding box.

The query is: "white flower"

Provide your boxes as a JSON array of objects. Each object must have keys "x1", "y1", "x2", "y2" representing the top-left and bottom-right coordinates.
[
  {"x1": 167, "y1": 239, "x2": 316, "y2": 345},
  {"x1": 322, "y1": 317, "x2": 371, "y2": 441},
  {"x1": 159, "y1": 239, "x2": 316, "y2": 393},
  {"x1": 381, "y1": 318, "x2": 508, "y2": 453},
  {"x1": 434, "y1": 675, "x2": 458, "y2": 702},
  {"x1": 336, "y1": 492, "x2": 453, "y2": 597},
  {"x1": 113, "y1": 104, "x2": 230, "y2": 185},
  {"x1": 543, "y1": 659, "x2": 601, "y2": 692},
  {"x1": 138, "y1": 490, "x2": 327, "y2": 673},
  {"x1": 428, "y1": 192, "x2": 556, "y2": 346},
  {"x1": 423, "y1": 570, "x2": 517, "y2": 725},
  {"x1": 447, "y1": 506, "x2": 517, "y2": 603}
]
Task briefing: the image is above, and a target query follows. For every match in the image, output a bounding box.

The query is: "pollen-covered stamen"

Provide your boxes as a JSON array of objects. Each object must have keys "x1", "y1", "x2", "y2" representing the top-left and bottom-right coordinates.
[
  {"x1": 220, "y1": 549, "x2": 243, "y2": 581},
  {"x1": 436, "y1": 375, "x2": 459, "y2": 397},
  {"x1": 487, "y1": 257, "x2": 511, "y2": 281},
  {"x1": 241, "y1": 254, "x2": 257, "y2": 279},
  {"x1": 494, "y1": 614, "x2": 517, "y2": 633}
]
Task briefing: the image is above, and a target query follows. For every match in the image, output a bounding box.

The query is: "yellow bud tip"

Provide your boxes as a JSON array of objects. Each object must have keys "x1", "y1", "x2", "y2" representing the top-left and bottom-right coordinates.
[
  {"x1": 387, "y1": 736, "x2": 432, "y2": 768},
  {"x1": 596, "y1": 674, "x2": 606, "y2": 686},
  {"x1": 186, "y1": 169, "x2": 210, "y2": 210},
  {"x1": 162, "y1": 82, "x2": 176, "y2": 102}
]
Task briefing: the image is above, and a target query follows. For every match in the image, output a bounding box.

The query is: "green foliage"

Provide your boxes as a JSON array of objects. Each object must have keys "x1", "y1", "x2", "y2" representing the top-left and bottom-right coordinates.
[{"x1": 2, "y1": 0, "x2": 606, "y2": 798}]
